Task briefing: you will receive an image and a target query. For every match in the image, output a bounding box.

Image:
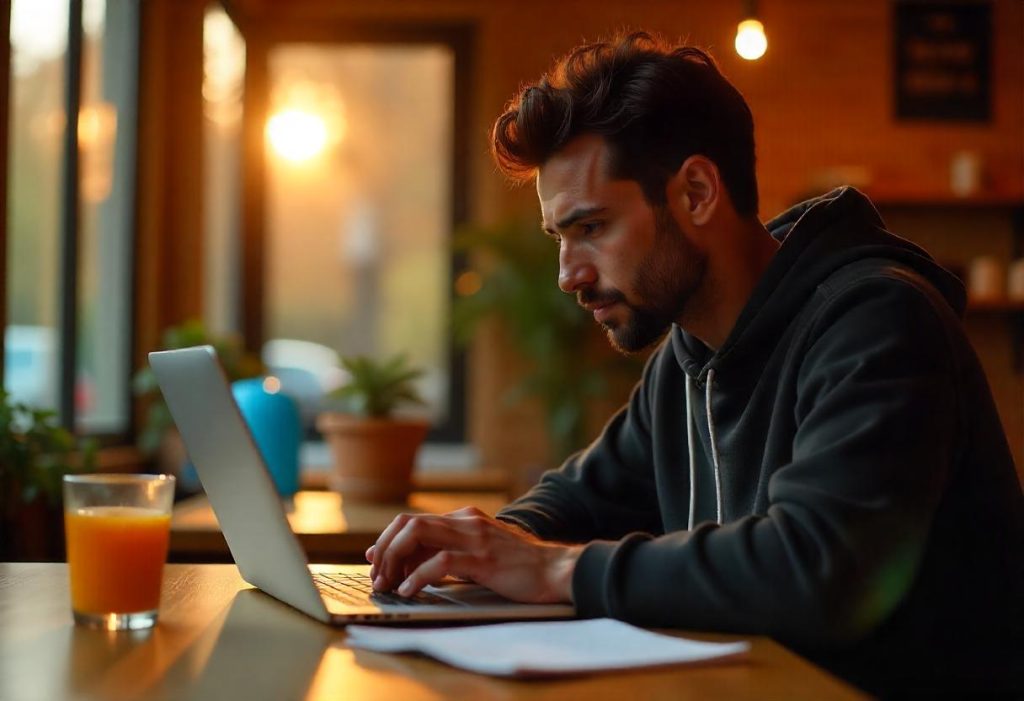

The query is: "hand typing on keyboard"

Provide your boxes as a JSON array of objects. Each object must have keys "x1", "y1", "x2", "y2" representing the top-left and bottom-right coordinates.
[{"x1": 366, "y1": 506, "x2": 583, "y2": 605}]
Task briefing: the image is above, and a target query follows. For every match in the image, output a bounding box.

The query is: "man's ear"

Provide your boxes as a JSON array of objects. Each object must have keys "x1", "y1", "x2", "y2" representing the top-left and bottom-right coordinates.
[{"x1": 665, "y1": 155, "x2": 720, "y2": 227}]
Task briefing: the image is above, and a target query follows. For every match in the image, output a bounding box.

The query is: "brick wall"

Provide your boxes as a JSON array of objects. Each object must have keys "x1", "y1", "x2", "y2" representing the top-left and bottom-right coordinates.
[
  {"x1": 241, "y1": 0, "x2": 1024, "y2": 484},
  {"x1": 458, "y1": 0, "x2": 1024, "y2": 484}
]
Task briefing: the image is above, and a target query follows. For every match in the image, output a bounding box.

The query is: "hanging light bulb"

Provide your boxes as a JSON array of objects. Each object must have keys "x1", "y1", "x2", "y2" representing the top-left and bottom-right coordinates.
[{"x1": 735, "y1": 1, "x2": 768, "y2": 61}]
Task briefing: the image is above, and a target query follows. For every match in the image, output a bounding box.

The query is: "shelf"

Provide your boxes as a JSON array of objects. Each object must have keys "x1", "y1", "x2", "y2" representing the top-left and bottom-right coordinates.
[
  {"x1": 966, "y1": 300, "x2": 1024, "y2": 313},
  {"x1": 856, "y1": 190, "x2": 1024, "y2": 370},
  {"x1": 867, "y1": 189, "x2": 1024, "y2": 210},
  {"x1": 963, "y1": 300, "x2": 1024, "y2": 371}
]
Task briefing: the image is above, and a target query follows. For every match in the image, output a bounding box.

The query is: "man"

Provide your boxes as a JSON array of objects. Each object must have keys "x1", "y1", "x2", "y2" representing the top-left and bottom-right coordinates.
[{"x1": 367, "y1": 32, "x2": 1023, "y2": 696}]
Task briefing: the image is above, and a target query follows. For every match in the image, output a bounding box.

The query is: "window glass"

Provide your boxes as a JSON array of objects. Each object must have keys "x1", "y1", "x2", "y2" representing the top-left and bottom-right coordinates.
[
  {"x1": 264, "y1": 45, "x2": 453, "y2": 428},
  {"x1": 5, "y1": 0, "x2": 68, "y2": 412},
  {"x1": 76, "y1": 0, "x2": 137, "y2": 433},
  {"x1": 203, "y1": 5, "x2": 245, "y2": 337}
]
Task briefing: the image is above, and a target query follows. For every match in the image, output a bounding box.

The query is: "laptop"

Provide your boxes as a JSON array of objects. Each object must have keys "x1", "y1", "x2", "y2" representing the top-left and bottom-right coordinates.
[{"x1": 149, "y1": 345, "x2": 576, "y2": 625}]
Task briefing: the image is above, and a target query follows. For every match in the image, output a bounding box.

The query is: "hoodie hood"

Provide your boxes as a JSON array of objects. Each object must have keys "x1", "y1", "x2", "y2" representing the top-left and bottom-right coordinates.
[{"x1": 672, "y1": 186, "x2": 967, "y2": 378}]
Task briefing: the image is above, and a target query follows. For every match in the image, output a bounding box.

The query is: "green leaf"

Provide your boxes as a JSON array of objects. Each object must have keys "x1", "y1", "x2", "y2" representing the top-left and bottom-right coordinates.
[
  {"x1": 451, "y1": 217, "x2": 645, "y2": 459},
  {"x1": 0, "y1": 389, "x2": 100, "y2": 515},
  {"x1": 329, "y1": 352, "x2": 426, "y2": 418}
]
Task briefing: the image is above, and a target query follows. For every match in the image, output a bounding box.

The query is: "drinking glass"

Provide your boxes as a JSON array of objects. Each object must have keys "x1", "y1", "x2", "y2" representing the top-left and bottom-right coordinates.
[{"x1": 63, "y1": 474, "x2": 176, "y2": 630}]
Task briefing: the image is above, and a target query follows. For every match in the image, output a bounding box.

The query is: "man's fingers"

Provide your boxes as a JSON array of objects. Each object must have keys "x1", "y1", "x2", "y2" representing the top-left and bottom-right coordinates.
[
  {"x1": 375, "y1": 516, "x2": 465, "y2": 589},
  {"x1": 396, "y1": 551, "x2": 478, "y2": 598},
  {"x1": 400, "y1": 546, "x2": 437, "y2": 581},
  {"x1": 371, "y1": 510, "x2": 485, "y2": 579},
  {"x1": 371, "y1": 515, "x2": 572, "y2": 604},
  {"x1": 375, "y1": 514, "x2": 496, "y2": 590},
  {"x1": 369, "y1": 512, "x2": 415, "y2": 580}
]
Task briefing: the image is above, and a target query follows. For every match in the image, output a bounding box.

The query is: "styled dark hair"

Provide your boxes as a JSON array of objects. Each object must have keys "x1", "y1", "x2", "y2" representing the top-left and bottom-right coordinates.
[{"x1": 492, "y1": 32, "x2": 759, "y2": 216}]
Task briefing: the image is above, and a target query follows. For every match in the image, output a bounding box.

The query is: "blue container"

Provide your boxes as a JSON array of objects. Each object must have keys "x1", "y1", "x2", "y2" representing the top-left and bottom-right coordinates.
[{"x1": 232, "y1": 377, "x2": 302, "y2": 497}]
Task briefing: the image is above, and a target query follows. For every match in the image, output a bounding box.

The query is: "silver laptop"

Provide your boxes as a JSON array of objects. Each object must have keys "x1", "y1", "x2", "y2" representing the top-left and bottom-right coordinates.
[{"x1": 149, "y1": 345, "x2": 575, "y2": 625}]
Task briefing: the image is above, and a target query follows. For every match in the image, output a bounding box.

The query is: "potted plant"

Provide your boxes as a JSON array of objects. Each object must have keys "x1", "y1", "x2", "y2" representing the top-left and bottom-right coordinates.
[
  {"x1": 0, "y1": 390, "x2": 96, "y2": 561},
  {"x1": 132, "y1": 320, "x2": 263, "y2": 482},
  {"x1": 452, "y1": 218, "x2": 642, "y2": 462},
  {"x1": 316, "y1": 354, "x2": 429, "y2": 503}
]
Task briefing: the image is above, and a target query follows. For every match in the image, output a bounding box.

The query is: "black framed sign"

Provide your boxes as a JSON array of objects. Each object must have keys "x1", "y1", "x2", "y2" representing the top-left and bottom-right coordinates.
[{"x1": 894, "y1": 0, "x2": 992, "y2": 121}]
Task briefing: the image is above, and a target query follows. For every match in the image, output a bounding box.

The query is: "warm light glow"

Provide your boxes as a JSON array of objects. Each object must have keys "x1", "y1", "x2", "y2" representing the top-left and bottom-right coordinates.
[
  {"x1": 735, "y1": 19, "x2": 768, "y2": 61},
  {"x1": 203, "y1": 6, "x2": 245, "y2": 127},
  {"x1": 263, "y1": 376, "x2": 282, "y2": 394},
  {"x1": 80, "y1": 103, "x2": 117, "y2": 202},
  {"x1": 266, "y1": 109, "x2": 328, "y2": 162},
  {"x1": 78, "y1": 102, "x2": 117, "y2": 148},
  {"x1": 454, "y1": 270, "x2": 483, "y2": 297}
]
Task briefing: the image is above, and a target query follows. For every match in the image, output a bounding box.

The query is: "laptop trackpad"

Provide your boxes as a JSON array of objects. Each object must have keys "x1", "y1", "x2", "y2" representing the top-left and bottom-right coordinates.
[{"x1": 424, "y1": 582, "x2": 515, "y2": 606}]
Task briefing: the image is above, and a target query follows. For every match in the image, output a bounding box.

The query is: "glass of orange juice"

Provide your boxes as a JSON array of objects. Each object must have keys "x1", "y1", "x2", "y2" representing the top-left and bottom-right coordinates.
[{"x1": 63, "y1": 474, "x2": 176, "y2": 630}]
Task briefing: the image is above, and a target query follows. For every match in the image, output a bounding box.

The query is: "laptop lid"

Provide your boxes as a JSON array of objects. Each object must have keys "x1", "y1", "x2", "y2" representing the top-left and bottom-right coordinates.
[{"x1": 149, "y1": 346, "x2": 330, "y2": 622}]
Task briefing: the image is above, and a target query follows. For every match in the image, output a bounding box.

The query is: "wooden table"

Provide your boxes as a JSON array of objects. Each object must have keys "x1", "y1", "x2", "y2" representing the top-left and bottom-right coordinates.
[
  {"x1": 170, "y1": 490, "x2": 509, "y2": 562},
  {"x1": 0, "y1": 564, "x2": 868, "y2": 701}
]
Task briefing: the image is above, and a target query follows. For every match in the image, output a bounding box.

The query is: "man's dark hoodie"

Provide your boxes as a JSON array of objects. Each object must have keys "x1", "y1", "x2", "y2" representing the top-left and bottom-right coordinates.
[{"x1": 497, "y1": 187, "x2": 1024, "y2": 697}]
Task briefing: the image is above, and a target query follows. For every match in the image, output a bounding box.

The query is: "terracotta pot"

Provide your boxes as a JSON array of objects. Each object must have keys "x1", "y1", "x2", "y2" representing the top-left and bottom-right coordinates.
[{"x1": 316, "y1": 413, "x2": 430, "y2": 503}]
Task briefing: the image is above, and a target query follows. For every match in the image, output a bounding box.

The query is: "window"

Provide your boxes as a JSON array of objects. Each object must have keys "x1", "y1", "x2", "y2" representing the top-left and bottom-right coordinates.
[
  {"x1": 3, "y1": 0, "x2": 139, "y2": 436},
  {"x1": 255, "y1": 31, "x2": 469, "y2": 442}
]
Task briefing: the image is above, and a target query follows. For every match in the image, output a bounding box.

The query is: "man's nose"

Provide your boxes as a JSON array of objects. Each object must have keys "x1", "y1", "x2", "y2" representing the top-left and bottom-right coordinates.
[{"x1": 558, "y1": 244, "x2": 597, "y2": 294}]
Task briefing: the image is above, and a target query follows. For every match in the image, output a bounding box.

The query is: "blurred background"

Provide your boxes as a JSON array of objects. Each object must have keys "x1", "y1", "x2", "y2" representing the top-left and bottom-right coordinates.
[{"x1": 2, "y1": 0, "x2": 1022, "y2": 504}]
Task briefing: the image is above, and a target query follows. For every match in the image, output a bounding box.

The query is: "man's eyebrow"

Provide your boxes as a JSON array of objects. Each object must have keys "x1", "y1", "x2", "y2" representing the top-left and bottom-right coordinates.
[{"x1": 543, "y1": 206, "x2": 607, "y2": 234}]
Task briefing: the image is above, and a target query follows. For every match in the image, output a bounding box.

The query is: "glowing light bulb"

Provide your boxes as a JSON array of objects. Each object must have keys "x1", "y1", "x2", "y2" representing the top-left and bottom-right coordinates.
[
  {"x1": 266, "y1": 109, "x2": 328, "y2": 162},
  {"x1": 735, "y1": 19, "x2": 767, "y2": 61}
]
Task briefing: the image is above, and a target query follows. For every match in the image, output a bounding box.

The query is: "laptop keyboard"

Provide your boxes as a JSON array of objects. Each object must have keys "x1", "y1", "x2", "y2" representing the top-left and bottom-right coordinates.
[{"x1": 312, "y1": 572, "x2": 456, "y2": 607}]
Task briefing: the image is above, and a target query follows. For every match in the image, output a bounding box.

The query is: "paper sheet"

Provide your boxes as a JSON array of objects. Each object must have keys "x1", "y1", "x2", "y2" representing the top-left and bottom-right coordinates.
[{"x1": 345, "y1": 618, "x2": 750, "y2": 678}]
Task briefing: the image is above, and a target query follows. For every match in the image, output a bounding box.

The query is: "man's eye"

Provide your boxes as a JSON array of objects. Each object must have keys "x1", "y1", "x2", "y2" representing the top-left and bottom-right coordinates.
[{"x1": 580, "y1": 222, "x2": 602, "y2": 236}]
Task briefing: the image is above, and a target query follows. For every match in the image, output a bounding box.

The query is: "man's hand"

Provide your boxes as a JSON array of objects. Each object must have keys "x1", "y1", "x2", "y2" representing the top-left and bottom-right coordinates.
[{"x1": 365, "y1": 506, "x2": 582, "y2": 604}]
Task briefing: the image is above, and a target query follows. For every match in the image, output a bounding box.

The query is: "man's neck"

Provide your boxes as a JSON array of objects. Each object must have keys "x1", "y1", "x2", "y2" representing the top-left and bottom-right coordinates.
[{"x1": 681, "y1": 219, "x2": 779, "y2": 351}]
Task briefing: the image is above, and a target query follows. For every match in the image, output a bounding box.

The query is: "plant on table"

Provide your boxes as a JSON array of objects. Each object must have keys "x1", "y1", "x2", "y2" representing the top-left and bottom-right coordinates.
[
  {"x1": 316, "y1": 353, "x2": 430, "y2": 503},
  {"x1": 0, "y1": 390, "x2": 96, "y2": 560}
]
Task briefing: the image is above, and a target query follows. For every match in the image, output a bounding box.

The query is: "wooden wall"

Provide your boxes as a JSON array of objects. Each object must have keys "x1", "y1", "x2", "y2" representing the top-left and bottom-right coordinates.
[
  {"x1": 136, "y1": 0, "x2": 206, "y2": 368},
  {"x1": 228, "y1": 0, "x2": 1024, "y2": 486}
]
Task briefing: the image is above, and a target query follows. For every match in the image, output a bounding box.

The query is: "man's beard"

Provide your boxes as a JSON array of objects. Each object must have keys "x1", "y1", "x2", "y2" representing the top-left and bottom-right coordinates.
[{"x1": 580, "y1": 208, "x2": 706, "y2": 354}]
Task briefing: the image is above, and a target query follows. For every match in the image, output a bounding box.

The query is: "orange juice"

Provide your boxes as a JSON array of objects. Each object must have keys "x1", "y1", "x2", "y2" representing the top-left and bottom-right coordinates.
[{"x1": 65, "y1": 506, "x2": 171, "y2": 614}]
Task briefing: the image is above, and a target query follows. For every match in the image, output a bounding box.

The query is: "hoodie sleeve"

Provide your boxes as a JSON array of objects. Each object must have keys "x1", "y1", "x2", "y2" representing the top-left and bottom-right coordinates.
[
  {"x1": 496, "y1": 349, "x2": 667, "y2": 543},
  {"x1": 569, "y1": 274, "x2": 959, "y2": 644}
]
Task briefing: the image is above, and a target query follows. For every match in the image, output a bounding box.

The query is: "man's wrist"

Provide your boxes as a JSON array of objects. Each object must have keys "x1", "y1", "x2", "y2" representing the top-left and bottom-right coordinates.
[{"x1": 548, "y1": 544, "x2": 585, "y2": 604}]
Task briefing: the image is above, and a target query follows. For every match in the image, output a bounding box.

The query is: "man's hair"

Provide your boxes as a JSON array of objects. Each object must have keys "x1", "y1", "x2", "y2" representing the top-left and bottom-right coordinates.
[{"x1": 491, "y1": 32, "x2": 759, "y2": 216}]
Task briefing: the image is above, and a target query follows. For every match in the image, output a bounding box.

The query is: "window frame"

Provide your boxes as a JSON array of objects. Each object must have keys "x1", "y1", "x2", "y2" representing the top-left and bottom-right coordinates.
[
  {"x1": 0, "y1": 0, "x2": 10, "y2": 375},
  {"x1": 239, "y1": 20, "x2": 473, "y2": 443}
]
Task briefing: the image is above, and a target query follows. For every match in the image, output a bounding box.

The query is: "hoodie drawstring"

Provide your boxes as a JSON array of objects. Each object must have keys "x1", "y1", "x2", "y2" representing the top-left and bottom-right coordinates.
[
  {"x1": 685, "y1": 375, "x2": 697, "y2": 530},
  {"x1": 685, "y1": 368, "x2": 723, "y2": 529},
  {"x1": 705, "y1": 368, "x2": 723, "y2": 525}
]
